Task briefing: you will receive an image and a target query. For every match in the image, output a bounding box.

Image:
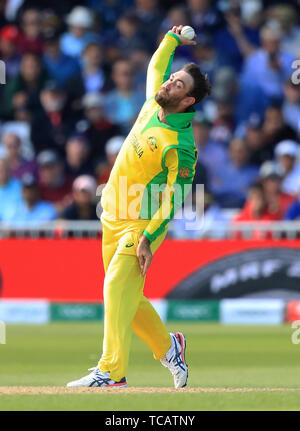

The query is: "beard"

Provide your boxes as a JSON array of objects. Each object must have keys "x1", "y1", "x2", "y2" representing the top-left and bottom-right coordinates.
[{"x1": 155, "y1": 88, "x2": 181, "y2": 109}]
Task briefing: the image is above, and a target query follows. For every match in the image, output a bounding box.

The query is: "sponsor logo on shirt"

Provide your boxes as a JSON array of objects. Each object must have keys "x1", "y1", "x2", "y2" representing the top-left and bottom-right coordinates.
[
  {"x1": 130, "y1": 133, "x2": 144, "y2": 158},
  {"x1": 146, "y1": 136, "x2": 158, "y2": 152},
  {"x1": 125, "y1": 242, "x2": 134, "y2": 248}
]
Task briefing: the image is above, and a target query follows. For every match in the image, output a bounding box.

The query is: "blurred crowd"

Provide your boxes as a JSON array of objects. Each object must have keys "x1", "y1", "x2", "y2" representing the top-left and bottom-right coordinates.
[{"x1": 1, "y1": 0, "x2": 300, "y2": 233}]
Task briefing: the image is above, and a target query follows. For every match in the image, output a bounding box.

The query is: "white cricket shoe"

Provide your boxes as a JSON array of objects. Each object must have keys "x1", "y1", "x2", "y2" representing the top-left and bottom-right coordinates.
[
  {"x1": 160, "y1": 332, "x2": 188, "y2": 388},
  {"x1": 66, "y1": 367, "x2": 127, "y2": 388}
]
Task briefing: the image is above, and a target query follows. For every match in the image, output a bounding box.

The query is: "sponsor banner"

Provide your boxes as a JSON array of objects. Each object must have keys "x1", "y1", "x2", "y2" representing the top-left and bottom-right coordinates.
[
  {"x1": 220, "y1": 299, "x2": 285, "y2": 325},
  {"x1": 168, "y1": 246, "x2": 300, "y2": 300},
  {"x1": 1, "y1": 239, "x2": 300, "y2": 301},
  {"x1": 286, "y1": 301, "x2": 300, "y2": 322},
  {"x1": 50, "y1": 301, "x2": 166, "y2": 322},
  {"x1": 51, "y1": 303, "x2": 103, "y2": 321},
  {"x1": 167, "y1": 300, "x2": 219, "y2": 321},
  {"x1": 0, "y1": 300, "x2": 50, "y2": 324}
]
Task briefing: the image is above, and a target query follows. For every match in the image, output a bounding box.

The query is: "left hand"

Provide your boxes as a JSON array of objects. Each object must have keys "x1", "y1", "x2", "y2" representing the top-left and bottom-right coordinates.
[{"x1": 136, "y1": 235, "x2": 152, "y2": 277}]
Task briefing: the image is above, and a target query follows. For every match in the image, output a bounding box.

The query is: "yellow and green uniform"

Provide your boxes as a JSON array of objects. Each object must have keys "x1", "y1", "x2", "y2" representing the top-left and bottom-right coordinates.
[{"x1": 98, "y1": 32, "x2": 197, "y2": 381}]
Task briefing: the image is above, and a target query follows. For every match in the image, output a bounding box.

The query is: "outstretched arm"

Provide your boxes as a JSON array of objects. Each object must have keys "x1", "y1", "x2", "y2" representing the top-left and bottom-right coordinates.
[{"x1": 146, "y1": 26, "x2": 196, "y2": 100}]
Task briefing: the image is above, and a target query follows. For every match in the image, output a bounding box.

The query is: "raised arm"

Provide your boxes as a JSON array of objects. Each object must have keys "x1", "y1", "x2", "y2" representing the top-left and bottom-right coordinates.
[{"x1": 146, "y1": 26, "x2": 197, "y2": 101}]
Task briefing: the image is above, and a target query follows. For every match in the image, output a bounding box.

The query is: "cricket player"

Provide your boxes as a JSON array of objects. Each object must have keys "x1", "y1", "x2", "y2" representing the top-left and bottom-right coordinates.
[{"x1": 67, "y1": 25, "x2": 211, "y2": 389}]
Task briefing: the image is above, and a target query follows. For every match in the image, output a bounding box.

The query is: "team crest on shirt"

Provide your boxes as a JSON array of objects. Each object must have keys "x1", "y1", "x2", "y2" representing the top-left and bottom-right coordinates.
[
  {"x1": 146, "y1": 136, "x2": 158, "y2": 152},
  {"x1": 180, "y1": 167, "x2": 190, "y2": 178}
]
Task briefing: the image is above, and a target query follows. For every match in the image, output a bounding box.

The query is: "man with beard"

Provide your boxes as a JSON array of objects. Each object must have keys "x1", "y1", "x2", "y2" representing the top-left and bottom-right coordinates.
[{"x1": 67, "y1": 26, "x2": 211, "y2": 389}]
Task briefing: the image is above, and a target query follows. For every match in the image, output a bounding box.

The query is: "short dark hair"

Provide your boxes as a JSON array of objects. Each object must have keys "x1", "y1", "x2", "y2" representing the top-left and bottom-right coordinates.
[{"x1": 182, "y1": 63, "x2": 211, "y2": 105}]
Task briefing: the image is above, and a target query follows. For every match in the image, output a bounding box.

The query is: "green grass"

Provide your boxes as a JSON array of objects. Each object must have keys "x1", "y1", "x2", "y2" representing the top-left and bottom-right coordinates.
[{"x1": 0, "y1": 322, "x2": 300, "y2": 411}]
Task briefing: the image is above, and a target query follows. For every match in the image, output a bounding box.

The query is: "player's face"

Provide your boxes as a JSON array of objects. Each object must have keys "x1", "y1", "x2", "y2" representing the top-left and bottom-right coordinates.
[{"x1": 155, "y1": 70, "x2": 194, "y2": 109}]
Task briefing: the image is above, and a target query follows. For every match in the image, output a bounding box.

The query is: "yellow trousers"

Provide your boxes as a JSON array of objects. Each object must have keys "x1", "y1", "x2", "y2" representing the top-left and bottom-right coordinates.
[{"x1": 98, "y1": 213, "x2": 171, "y2": 381}]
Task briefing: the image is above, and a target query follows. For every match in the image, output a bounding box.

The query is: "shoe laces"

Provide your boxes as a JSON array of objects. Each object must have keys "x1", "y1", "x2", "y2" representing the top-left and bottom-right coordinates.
[
  {"x1": 164, "y1": 335, "x2": 185, "y2": 374},
  {"x1": 87, "y1": 367, "x2": 111, "y2": 385}
]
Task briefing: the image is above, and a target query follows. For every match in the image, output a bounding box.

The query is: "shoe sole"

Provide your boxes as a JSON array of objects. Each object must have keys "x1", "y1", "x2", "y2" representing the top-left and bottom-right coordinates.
[
  {"x1": 174, "y1": 332, "x2": 188, "y2": 388},
  {"x1": 67, "y1": 382, "x2": 128, "y2": 388}
]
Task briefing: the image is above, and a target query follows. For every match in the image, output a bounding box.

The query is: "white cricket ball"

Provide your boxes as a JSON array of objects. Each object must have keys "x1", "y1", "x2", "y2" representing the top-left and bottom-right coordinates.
[{"x1": 181, "y1": 26, "x2": 195, "y2": 40}]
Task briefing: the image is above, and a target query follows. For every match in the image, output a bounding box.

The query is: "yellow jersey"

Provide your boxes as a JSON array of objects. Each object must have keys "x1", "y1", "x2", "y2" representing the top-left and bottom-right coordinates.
[{"x1": 101, "y1": 32, "x2": 198, "y2": 243}]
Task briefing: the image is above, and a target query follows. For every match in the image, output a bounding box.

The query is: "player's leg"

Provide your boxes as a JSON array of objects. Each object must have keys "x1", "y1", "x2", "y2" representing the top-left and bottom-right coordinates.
[
  {"x1": 132, "y1": 295, "x2": 171, "y2": 359},
  {"x1": 101, "y1": 215, "x2": 118, "y2": 273},
  {"x1": 130, "y1": 228, "x2": 171, "y2": 358},
  {"x1": 97, "y1": 230, "x2": 146, "y2": 382},
  {"x1": 131, "y1": 230, "x2": 188, "y2": 388}
]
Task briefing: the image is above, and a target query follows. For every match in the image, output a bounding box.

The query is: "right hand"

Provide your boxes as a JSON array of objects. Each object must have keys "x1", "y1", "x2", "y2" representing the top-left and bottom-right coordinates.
[
  {"x1": 169, "y1": 25, "x2": 197, "y2": 46},
  {"x1": 136, "y1": 235, "x2": 153, "y2": 277}
]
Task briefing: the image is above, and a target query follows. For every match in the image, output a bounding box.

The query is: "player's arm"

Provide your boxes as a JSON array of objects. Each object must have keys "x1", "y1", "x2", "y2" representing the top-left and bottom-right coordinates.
[
  {"x1": 146, "y1": 26, "x2": 196, "y2": 100},
  {"x1": 137, "y1": 148, "x2": 195, "y2": 276}
]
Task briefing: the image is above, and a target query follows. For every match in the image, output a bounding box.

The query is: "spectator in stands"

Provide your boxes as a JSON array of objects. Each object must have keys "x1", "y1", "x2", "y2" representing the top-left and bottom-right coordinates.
[
  {"x1": 242, "y1": 23, "x2": 295, "y2": 100},
  {"x1": 261, "y1": 104, "x2": 297, "y2": 161},
  {"x1": 1, "y1": 172, "x2": 57, "y2": 226},
  {"x1": 233, "y1": 182, "x2": 280, "y2": 239},
  {"x1": 60, "y1": 6, "x2": 98, "y2": 59},
  {"x1": 19, "y1": 8, "x2": 43, "y2": 55},
  {"x1": 244, "y1": 114, "x2": 265, "y2": 166},
  {"x1": 214, "y1": 1, "x2": 260, "y2": 73},
  {"x1": 133, "y1": 0, "x2": 163, "y2": 52},
  {"x1": 96, "y1": 136, "x2": 124, "y2": 185},
  {"x1": 18, "y1": 8, "x2": 44, "y2": 54},
  {"x1": 282, "y1": 80, "x2": 300, "y2": 134},
  {"x1": 0, "y1": 25, "x2": 21, "y2": 80},
  {"x1": 2, "y1": 132, "x2": 37, "y2": 180},
  {"x1": 0, "y1": 151, "x2": 22, "y2": 220},
  {"x1": 285, "y1": 195, "x2": 300, "y2": 221},
  {"x1": 192, "y1": 112, "x2": 226, "y2": 189},
  {"x1": 210, "y1": 68, "x2": 239, "y2": 144},
  {"x1": 65, "y1": 42, "x2": 110, "y2": 116},
  {"x1": 211, "y1": 66, "x2": 267, "y2": 129},
  {"x1": 0, "y1": 0, "x2": 7, "y2": 28},
  {"x1": 269, "y1": 4, "x2": 300, "y2": 57},
  {"x1": 171, "y1": 189, "x2": 228, "y2": 239},
  {"x1": 234, "y1": 181, "x2": 276, "y2": 221},
  {"x1": 80, "y1": 42, "x2": 107, "y2": 93},
  {"x1": 1, "y1": 52, "x2": 48, "y2": 120},
  {"x1": 87, "y1": 0, "x2": 133, "y2": 37},
  {"x1": 43, "y1": 30, "x2": 81, "y2": 87},
  {"x1": 275, "y1": 140, "x2": 300, "y2": 195},
  {"x1": 259, "y1": 160, "x2": 295, "y2": 219},
  {"x1": 128, "y1": 47, "x2": 149, "y2": 93},
  {"x1": 159, "y1": 5, "x2": 189, "y2": 35},
  {"x1": 186, "y1": 0, "x2": 222, "y2": 36},
  {"x1": 61, "y1": 175, "x2": 98, "y2": 221},
  {"x1": 104, "y1": 58, "x2": 144, "y2": 134},
  {"x1": 37, "y1": 150, "x2": 73, "y2": 214},
  {"x1": 116, "y1": 12, "x2": 145, "y2": 57},
  {"x1": 210, "y1": 138, "x2": 259, "y2": 208},
  {"x1": 190, "y1": 34, "x2": 220, "y2": 82},
  {"x1": 31, "y1": 80, "x2": 73, "y2": 154},
  {"x1": 65, "y1": 134, "x2": 93, "y2": 178},
  {"x1": 78, "y1": 92, "x2": 121, "y2": 163},
  {"x1": 210, "y1": 102, "x2": 235, "y2": 147}
]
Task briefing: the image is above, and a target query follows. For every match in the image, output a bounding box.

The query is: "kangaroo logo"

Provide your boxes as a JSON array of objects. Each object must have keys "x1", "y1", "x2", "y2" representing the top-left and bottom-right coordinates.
[{"x1": 147, "y1": 136, "x2": 158, "y2": 152}]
